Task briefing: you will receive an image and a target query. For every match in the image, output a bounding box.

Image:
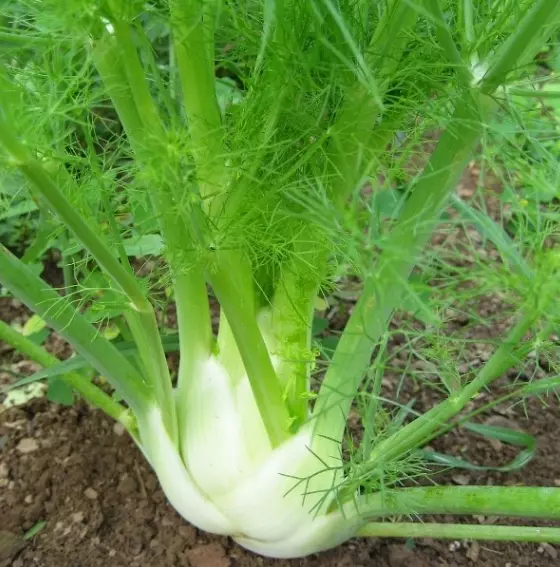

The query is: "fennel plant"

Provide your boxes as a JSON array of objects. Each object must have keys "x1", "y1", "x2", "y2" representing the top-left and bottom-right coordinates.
[{"x1": 1, "y1": 0, "x2": 560, "y2": 558}]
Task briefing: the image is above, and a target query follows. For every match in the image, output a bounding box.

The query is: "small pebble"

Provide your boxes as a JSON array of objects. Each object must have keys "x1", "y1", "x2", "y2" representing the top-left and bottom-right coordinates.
[
  {"x1": 452, "y1": 474, "x2": 470, "y2": 486},
  {"x1": 466, "y1": 541, "x2": 480, "y2": 562},
  {"x1": 117, "y1": 475, "x2": 137, "y2": 495},
  {"x1": 538, "y1": 543, "x2": 558, "y2": 559},
  {"x1": 448, "y1": 541, "x2": 461, "y2": 552},
  {"x1": 16, "y1": 438, "x2": 39, "y2": 454},
  {"x1": 72, "y1": 511, "x2": 84, "y2": 523},
  {"x1": 84, "y1": 487, "x2": 98, "y2": 500},
  {"x1": 24, "y1": 494, "x2": 33, "y2": 504},
  {"x1": 113, "y1": 423, "x2": 125, "y2": 436}
]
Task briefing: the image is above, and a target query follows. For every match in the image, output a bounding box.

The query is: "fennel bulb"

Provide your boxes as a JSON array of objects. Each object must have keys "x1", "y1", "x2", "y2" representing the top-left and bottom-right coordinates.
[{"x1": 138, "y1": 355, "x2": 354, "y2": 558}]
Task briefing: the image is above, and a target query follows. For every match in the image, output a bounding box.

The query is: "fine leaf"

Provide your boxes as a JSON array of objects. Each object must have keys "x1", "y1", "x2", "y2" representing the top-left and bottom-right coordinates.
[
  {"x1": 21, "y1": 314, "x2": 47, "y2": 336},
  {"x1": 522, "y1": 375, "x2": 560, "y2": 396},
  {"x1": 46, "y1": 379, "x2": 74, "y2": 406},
  {"x1": 450, "y1": 195, "x2": 533, "y2": 280},
  {"x1": 423, "y1": 422, "x2": 536, "y2": 472},
  {"x1": 0, "y1": 199, "x2": 37, "y2": 221},
  {"x1": 23, "y1": 521, "x2": 47, "y2": 540},
  {"x1": 1, "y1": 334, "x2": 181, "y2": 392}
]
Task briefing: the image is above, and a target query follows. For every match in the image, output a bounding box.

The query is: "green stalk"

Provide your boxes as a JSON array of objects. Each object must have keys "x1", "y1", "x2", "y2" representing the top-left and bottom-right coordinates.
[
  {"x1": 508, "y1": 88, "x2": 560, "y2": 99},
  {"x1": 0, "y1": 320, "x2": 135, "y2": 432},
  {"x1": 0, "y1": 245, "x2": 151, "y2": 417},
  {"x1": 329, "y1": 2, "x2": 418, "y2": 207},
  {"x1": 312, "y1": 91, "x2": 485, "y2": 449},
  {"x1": 202, "y1": 0, "x2": 220, "y2": 64},
  {"x1": 271, "y1": 2, "x2": 420, "y2": 418},
  {"x1": 0, "y1": 122, "x2": 147, "y2": 310},
  {"x1": 480, "y1": 0, "x2": 560, "y2": 93},
  {"x1": 91, "y1": 33, "x2": 196, "y2": 267},
  {"x1": 352, "y1": 486, "x2": 560, "y2": 520},
  {"x1": 414, "y1": 323, "x2": 556, "y2": 450},
  {"x1": 210, "y1": 256, "x2": 291, "y2": 446},
  {"x1": 95, "y1": 25, "x2": 178, "y2": 440},
  {"x1": 90, "y1": 36, "x2": 146, "y2": 147},
  {"x1": 424, "y1": 0, "x2": 472, "y2": 85},
  {"x1": 0, "y1": 99, "x2": 178, "y2": 442},
  {"x1": 110, "y1": 21, "x2": 165, "y2": 139},
  {"x1": 358, "y1": 522, "x2": 560, "y2": 543},
  {"x1": 174, "y1": 269, "x2": 214, "y2": 429},
  {"x1": 271, "y1": 240, "x2": 323, "y2": 426},
  {"x1": 59, "y1": 231, "x2": 75, "y2": 295},
  {"x1": 461, "y1": 0, "x2": 475, "y2": 45},
  {"x1": 151, "y1": 0, "x2": 291, "y2": 440},
  {"x1": 169, "y1": 0, "x2": 226, "y2": 207},
  {"x1": 93, "y1": 29, "x2": 215, "y2": 442},
  {"x1": 0, "y1": 31, "x2": 51, "y2": 46},
  {"x1": 361, "y1": 308, "x2": 538, "y2": 473}
]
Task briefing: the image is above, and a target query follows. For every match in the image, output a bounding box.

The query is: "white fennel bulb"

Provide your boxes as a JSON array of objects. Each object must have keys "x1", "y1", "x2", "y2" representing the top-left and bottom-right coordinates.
[{"x1": 137, "y1": 355, "x2": 355, "y2": 558}]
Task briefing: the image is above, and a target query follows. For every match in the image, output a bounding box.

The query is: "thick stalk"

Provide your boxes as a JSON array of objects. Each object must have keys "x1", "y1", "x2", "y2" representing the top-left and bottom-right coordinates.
[
  {"x1": 90, "y1": 36, "x2": 146, "y2": 146},
  {"x1": 358, "y1": 522, "x2": 560, "y2": 543},
  {"x1": 0, "y1": 320, "x2": 135, "y2": 431},
  {"x1": 360, "y1": 309, "x2": 539, "y2": 476},
  {"x1": 312, "y1": 91, "x2": 485, "y2": 449},
  {"x1": 110, "y1": 21, "x2": 166, "y2": 139},
  {"x1": 352, "y1": 486, "x2": 560, "y2": 520},
  {"x1": 271, "y1": 239, "x2": 323, "y2": 425},
  {"x1": 461, "y1": 0, "x2": 475, "y2": 45},
  {"x1": 210, "y1": 255, "x2": 291, "y2": 446},
  {"x1": 174, "y1": 269, "x2": 213, "y2": 430},
  {"x1": 424, "y1": 0, "x2": 472, "y2": 85},
  {"x1": 480, "y1": 0, "x2": 560, "y2": 92},
  {"x1": 0, "y1": 245, "x2": 151, "y2": 417},
  {"x1": 169, "y1": 0, "x2": 226, "y2": 208},
  {"x1": 93, "y1": 30, "x2": 215, "y2": 441}
]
